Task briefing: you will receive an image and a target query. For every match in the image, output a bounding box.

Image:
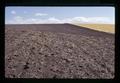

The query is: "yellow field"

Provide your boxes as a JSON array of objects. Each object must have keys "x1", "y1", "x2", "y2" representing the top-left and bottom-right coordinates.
[{"x1": 74, "y1": 24, "x2": 115, "y2": 34}]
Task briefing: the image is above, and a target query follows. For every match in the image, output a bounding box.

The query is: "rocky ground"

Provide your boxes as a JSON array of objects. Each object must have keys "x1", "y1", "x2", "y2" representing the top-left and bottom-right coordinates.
[{"x1": 5, "y1": 24, "x2": 115, "y2": 79}]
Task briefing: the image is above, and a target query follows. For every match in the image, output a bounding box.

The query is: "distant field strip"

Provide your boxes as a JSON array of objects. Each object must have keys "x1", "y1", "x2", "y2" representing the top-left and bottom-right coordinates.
[{"x1": 74, "y1": 24, "x2": 115, "y2": 34}]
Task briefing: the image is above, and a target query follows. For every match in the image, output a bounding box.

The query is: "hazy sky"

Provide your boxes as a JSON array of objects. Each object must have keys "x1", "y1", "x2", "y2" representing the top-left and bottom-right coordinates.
[{"x1": 5, "y1": 7, "x2": 115, "y2": 24}]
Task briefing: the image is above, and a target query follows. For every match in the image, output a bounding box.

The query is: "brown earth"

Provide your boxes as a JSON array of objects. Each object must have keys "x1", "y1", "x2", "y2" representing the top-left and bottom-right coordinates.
[{"x1": 5, "y1": 24, "x2": 115, "y2": 78}]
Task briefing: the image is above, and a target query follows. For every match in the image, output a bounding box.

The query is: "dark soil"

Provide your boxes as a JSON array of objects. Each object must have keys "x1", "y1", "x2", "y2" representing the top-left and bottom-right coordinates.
[{"x1": 5, "y1": 24, "x2": 114, "y2": 78}]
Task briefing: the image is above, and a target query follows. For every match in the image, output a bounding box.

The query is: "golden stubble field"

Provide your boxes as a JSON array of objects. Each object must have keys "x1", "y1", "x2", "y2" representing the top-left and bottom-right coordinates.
[{"x1": 74, "y1": 24, "x2": 115, "y2": 34}]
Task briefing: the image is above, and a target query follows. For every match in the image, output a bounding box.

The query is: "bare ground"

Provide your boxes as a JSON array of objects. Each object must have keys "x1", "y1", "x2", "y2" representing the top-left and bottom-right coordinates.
[{"x1": 5, "y1": 24, "x2": 115, "y2": 78}]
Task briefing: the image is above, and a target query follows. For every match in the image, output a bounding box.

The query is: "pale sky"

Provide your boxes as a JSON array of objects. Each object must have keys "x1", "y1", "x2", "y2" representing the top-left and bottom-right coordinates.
[{"x1": 5, "y1": 7, "x2": 115, "y2": 24}]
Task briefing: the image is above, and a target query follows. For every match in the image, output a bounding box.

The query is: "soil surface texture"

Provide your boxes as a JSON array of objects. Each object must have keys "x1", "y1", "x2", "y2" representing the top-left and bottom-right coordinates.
[{"x1": 5, "y1": 24, "x2": 114, "y2": 78}]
